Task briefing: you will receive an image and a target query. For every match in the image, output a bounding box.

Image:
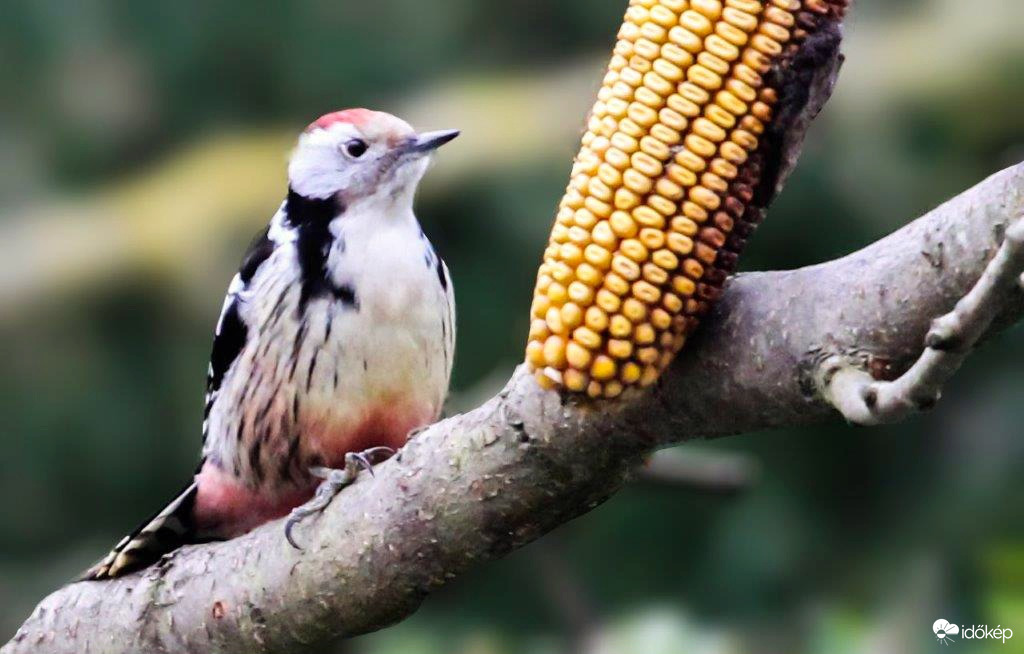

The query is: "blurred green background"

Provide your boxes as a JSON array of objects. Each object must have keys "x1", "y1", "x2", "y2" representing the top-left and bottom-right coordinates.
[{"x1": 1, "y1": 0, "x2": 1023, "y2": 651}]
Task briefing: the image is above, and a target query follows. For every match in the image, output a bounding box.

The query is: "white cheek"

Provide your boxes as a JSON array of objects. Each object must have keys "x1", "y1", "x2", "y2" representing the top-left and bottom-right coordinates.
[{"x1": 288, "y1": 146, "x2": 350, "y2": 199}]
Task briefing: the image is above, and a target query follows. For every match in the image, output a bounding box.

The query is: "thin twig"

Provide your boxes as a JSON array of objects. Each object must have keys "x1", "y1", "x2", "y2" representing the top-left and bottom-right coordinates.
[
  {"x1": 530, "y1": 544, "x2": 601, "y2": 654},
  {"x1": 820, "y1": 215, "x2": 1024, "y2": 426},
  {"x1": 637, "y1": 448, "x2": 760, "y2": 494}
]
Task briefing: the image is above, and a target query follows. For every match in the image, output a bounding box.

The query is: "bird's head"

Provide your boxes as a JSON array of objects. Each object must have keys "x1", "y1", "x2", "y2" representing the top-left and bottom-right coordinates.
[{"x1": 288, "y1": 108, "x2": 459, "y2": 209}]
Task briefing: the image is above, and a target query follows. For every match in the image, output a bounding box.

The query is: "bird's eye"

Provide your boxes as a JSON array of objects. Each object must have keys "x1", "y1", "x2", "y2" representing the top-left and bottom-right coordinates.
[{"x1": 344, "y1": 138, "x2": 369, "y2": 158}]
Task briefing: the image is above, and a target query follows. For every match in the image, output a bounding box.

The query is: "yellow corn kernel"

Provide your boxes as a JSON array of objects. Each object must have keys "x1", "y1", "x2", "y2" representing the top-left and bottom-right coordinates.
[
  {"x1": 631, "y1": 151, "x2": 664, "y2": 178},
  {"x1": 667, "y1": 232, "x2": 695, "y2": 255},
  {"x1": 604, "y1": 381, "x2": 625, "y2": 399},
  {"x1": 568, "y1": 281, "x2": 595, "y2": 305},
  {"x1": 628, "y1": 102, "x2": 659, "y2": 127},
  {"x1": 637, "y1": 346, "x2": 660, "y2": 364},
  {"x1": 710, "y1": 157, "x2": 738, "y2": 179},
  {"x1": 693, "y1": 117, "x2": 727, "y2": 142},
  {"x1": 660, "y1": 42, "x2": 695, "y2": 68},
  {"x1": 638, "y1": 226, "x2": 666, "y2": 250},
  {"x1": 652, "y1": 59, "x2": 684, "y2": 83},
  {"x1": 574, "y1": 326, "x2": 602, "y2": 350},
  {"x1": 727, "y1": 0, "x2": 766, "y2": 12},
  {"x1": 532, "y1": 294, "x2": 551, "y2": 319},
  {"x1": 635, "y1": 323, "x2": 657, "y2": 345},
  {"x1": 566, "y1": 341, "x2": 593, "y2": 370},
  {"x1": 610, "y1": 211, "x2": 639, "y2": 238},
  {"x1": 687, "y1": 65, "x2": 722, "y2": 91},
  {"x1": 682, "y1": 200, "x2": 709, "y2": 223},
  {"x1": 649, "y1": 4, "x2": 678, "y2": 27},
  {"x1": 751, "y1": 33, "x2": 783, "y2": 56},
  {"x1": 719, "y1": 140, "x2": 748, "y2": 165},
  {"x1": 658, "y1": 107, "x2": 689, "y2": 132},
  {"x1": 731, "y1": 128, "x2": 759, "y2": 150},
  {"x1": 545, "y1": 306, "x2": 564, "y2": 334},
  {"x1": 722, "y1": 7, "x2": 759, "y2": 33},
  {"x1": 608, "y1": 339, "x2": 634, "y2": 359},
  {"x1": 591, "y1": 356, "x2": 617, "y2": 382},
  {"x1": 625, "y1": 183, "x2": 655, "y2": 212},
  {"x1": 529, "y1": 318, "x2": 551, "y2": 342},
  {"x1": 651, "y1": 308, "x2": 673, "y2": 331},
  {"x1": 692, "y1": 0, "x2": 723, "y2": 20},
  {"x1": 633, "y1": 205, "x2": 666, "y2": 228},
  {"x1": 760, "y1": 22, "x2": 791, "y2": 44},
  {"x1": 642, "y1": 262, "x2": 669, "y2": 285},
  {"x1": 706, "y1": 104, "x2": 737, "y2": 130},
  {"x1": 621, "y1": 362, "x2": 643, "y2": 384},
  {"x1": 563, "y1": 368, "x2": 589, "y2": 392},
  {"x1": 697, "y1": 52, "x2": 731, "y2": 77},
  {"x1": 652, "y1": 176, "x2": 682, "y2": 199},
  {"x1": 680, "y1": 10, "x2": 713, "y2": 37},
  {"x1": 576, "y1": 263, "x2": 602, "y2": 287},
  {"x1": 673, "y1": 275, "x2": 697, "y2": 297},
  {"x1": 733, "y1": 63, "x2": 763, "y2": 89},
  {"x1": 585, "y1": 243, "x2": 613, "y2": 269},
  {"x1": 561, "y1": 303, "x2": 584, "y2": 330},
  {"x1": 621, "y1": 239, "x2": 649, "y2": 262},
  {"x1": 605, "y1": 269, "x2": 632, "y2": 294},
  {"x1": 622, "y1": 297, "x2": 648, "y2": 323},
  {"x1": 743, "y1": 49, "x2": 773, "y2": 73},
  {"x1": 635, "y1": 85, "x2": 666, "y2": 109},
  {"x1": 652, "y1": 249, "x2": 680, "y2": 270},
  {"x1": 543, "y1": 336, "x2": 567, "y2": 368},
  {"x1": 609, "y1": 314, "x2": 633, "y2": 338},
  {"x1": 526, "y1": 340, "x2": 546, "y2": 368},
  {"x1": 585, "y1": 305, "x2": 610, "y2": 332},
  {"x1": 663, "y1": 292, "x2": 684, "y2": 313},
  {"x1": 640, "y1": 135, "x2": 671, "y2": 160},
  {"x1": 640, "y1": 23, "x2": 669, "y2": 45},
  {"x1": 592, "y1": 221, "x2": 618, "y2": 249},
  {"x1": 701, "y1": 171, "x2": 729, "y2": 193},
  {"x1": 716, "y1": 20, "x2": 749, "y2": 47},
  {"x1": 596, "y1": 289, "x2": 622, "y2": 314},
  {"x1": 667, "y1": 93, "x2": 701, "y2": 118},
  {"x1": 633, "y1": 281, "x2": 661, "y2": 305},
  {"x1": 667, "y1": 164, "x2": 698, "y2": 187},
  {"x1": 615, "y1": 188, "x2": 642, "y2": 210}
]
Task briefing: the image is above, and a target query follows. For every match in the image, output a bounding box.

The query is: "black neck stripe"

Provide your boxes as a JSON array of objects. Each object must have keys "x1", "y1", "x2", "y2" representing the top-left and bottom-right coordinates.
[{"x1": 285, "y1": 188, "x2": 353, "y2": 308}]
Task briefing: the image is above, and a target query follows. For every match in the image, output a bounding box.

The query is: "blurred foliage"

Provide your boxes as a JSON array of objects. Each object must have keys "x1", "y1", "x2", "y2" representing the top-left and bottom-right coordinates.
[{"x1": 0, "y1": 0, "x2": 1022, "y2": 651}]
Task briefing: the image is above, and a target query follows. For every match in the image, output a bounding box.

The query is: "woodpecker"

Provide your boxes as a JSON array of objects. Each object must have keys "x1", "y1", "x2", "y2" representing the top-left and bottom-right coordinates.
[{"x1": 84, "y1": 109, "x2": 458, "y2": 580}]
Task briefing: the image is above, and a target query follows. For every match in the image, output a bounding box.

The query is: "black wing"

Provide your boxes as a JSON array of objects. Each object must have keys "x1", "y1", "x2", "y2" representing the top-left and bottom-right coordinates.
[{"x1": 202, "y1": 227, "x2": 276, "y2": 439}]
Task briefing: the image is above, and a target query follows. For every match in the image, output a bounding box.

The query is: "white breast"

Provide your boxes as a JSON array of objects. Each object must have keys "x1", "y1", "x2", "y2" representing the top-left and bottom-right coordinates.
[{"x1": 321, "y1": 213, "x2": 453, "y2": 411}]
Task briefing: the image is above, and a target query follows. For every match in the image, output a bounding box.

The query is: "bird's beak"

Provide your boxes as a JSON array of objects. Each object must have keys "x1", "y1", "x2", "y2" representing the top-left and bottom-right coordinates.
[{"x1": 403, "y1": 129, "x2": 460, "y2": 155}]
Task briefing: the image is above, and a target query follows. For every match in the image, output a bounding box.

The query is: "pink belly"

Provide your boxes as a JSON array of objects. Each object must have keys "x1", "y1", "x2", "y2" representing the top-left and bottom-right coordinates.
[
  {"x1": 194, "y1": 463, "x2": 311, "y2": 537},
  {"x1": 305, "y1": 402, "x2": 433, "y2": 469},
  {"x1": 194, "y1": 402, "x2": 434, "y2": 538}
]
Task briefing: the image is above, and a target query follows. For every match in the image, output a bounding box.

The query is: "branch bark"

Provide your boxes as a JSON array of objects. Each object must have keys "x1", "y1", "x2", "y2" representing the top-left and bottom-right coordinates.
[{"x1": 5, "y1": 160, "x2": 1022, "y2": 654}]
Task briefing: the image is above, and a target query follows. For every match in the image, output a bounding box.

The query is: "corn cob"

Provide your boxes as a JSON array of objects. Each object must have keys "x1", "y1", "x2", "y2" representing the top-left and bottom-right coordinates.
[{"x1": 526, "y1": 0, "x2": 848, "y2": 397}]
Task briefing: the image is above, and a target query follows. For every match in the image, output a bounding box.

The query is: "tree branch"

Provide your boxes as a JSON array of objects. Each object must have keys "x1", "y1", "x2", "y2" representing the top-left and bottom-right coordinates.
[{"x1": 6, "y1": 160, "x2": 1022, "y2": 654}]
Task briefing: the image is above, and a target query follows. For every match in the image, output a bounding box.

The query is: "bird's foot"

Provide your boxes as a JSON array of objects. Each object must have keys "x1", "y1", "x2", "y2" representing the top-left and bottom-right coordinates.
[{"x1": 284, "y1": 446, "x2": 395, "y2": 549}]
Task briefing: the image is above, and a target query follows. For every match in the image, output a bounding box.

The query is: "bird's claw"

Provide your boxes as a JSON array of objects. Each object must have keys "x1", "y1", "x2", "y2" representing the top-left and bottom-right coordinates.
[{"x1": 284, "y1": 446, "x2": 397, "y2": 550}]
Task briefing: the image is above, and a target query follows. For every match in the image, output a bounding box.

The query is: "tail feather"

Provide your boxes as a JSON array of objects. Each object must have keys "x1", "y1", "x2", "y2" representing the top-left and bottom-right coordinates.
[{"x1": 81, "y1": 482, "x2": 199, "y2": 580}]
